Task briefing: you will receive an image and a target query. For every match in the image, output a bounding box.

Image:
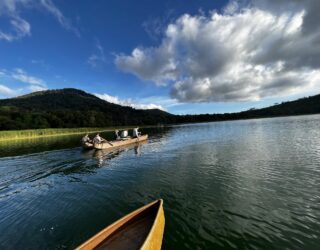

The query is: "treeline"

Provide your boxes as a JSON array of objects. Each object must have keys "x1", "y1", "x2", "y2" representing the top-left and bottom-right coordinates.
[
  {"x1": 0, "y1": 106, "x2": 177, "y2": 130},
  {"x1": 0, "y1": 89, "x2": 176, "y2": 130},
  {"x1": 0, "y1": 88, "x2": 319, "y2": 130},
  {"x1": 178, "y1": 95, "x2": 320, "y2": 123}
]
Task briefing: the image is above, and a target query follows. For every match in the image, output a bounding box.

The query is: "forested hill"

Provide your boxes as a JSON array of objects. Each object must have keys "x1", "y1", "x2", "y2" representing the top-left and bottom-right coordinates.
[
  {"x1": 0, "y1": 89, "x2": 175, "y2": 130},
  {"x1": 177, "y1": 93, "x2": 320, "y2": 123},
  {"x1": 0, "y1": 88, "x2": 319, "y2": 130}
]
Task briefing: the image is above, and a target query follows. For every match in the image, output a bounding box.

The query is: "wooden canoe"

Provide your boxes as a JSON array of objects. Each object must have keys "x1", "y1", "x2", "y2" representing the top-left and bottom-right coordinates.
[
  {"x1": 93, "y1": 134, "x2": 148, "y2": 150},
  {"x1": 76, "y1": 199, "x2": 165, "y2": 250},
  {"x1": 82, "y1": 142, "x2": 94, "y2": 149}
]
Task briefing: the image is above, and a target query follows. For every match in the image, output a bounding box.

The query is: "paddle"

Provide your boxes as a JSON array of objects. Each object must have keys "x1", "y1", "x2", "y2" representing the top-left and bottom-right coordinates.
[
  {"x1": 106, "y1": 141, "x2": 113, "y2": 146},
  {"x1": 102, "y1": 139, "x2": 113, "y2": 146}
]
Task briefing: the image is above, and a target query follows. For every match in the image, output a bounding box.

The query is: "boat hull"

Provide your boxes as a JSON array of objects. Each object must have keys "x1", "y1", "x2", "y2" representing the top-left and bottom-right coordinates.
[
  {"x1": 76, "y1": 199, "x2": 165, "y2": 250},
  {"x1": 82, "y1": 142, "x2": 94, "y2": 149},
  {"x1": 94, "y1": 134, "x2": 148, "y2": 150}
]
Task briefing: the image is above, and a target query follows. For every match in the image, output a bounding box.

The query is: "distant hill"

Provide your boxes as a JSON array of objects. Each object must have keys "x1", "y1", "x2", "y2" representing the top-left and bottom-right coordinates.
[
  {"x1": 0, "y1": 88, "x2": 175, "y2": 130},
  {"x1": 177, "y1": 94, "x2": 320, "y2": 124},
  {"x1": 0, "y1": 88, "x2": 319, "y2": 130}
]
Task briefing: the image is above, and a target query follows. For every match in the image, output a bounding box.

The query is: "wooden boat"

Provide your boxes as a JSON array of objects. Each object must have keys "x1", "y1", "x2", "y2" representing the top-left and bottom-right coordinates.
[
  {"x1": 94, "y1": 134, "x2": 148, "y2": 150},
  {"x1": 82, "y1": 142, "x2": 94, "y2": 149},
  {"x1": 94, "y1": 140, "x2": 148, "y2": 158},
  {"x1": 76, "y1": 199, "x2": 165, "y2": 250}
]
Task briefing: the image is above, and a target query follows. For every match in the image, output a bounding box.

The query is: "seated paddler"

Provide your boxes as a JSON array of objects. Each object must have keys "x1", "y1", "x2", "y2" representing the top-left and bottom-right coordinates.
[
  {"x1": 81, "y1": 134, "x2": 92, "y2": 143},
  {"x1": 93, "y1": 133, "x2": 106, "y2": 144},
  {"x1": 114, "y1": 130, "x2": 120, "y2": 140},
  {"x1": 132, "y1": 127, "x2": 141, "y2": 138}
]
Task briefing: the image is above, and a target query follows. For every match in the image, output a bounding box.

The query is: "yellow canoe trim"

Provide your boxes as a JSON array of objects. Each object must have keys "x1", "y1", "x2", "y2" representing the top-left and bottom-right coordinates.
[{"x1": 76, "y1": 199, "x2": 165, "y2": 250}]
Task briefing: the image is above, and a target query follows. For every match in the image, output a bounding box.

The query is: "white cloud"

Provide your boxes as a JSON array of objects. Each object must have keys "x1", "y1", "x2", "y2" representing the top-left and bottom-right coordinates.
[
  {"x1": 12, "y1": 68, "x2": 45, "y2": 86},
  {"x1": 0, "y1": 0, "x2": 79, "y2": 42},
  {"x1": 115, "y1": 0, "x2": 320, "y2": 102},
  {"x1": 88, "y1": 39, "x2": 106, "y2": 68},
  {"x1": 0, "y1": 0, "x2": 31, "y2": 41},
  {"x1": 28, "y1": 84, "x2": 47, "y2": 92},
  {"x1": 0, "y1": 0, "x2": 32, "y2": 14},
  {"x1": 0, "y1": 84, "x2": 16, "y2": 96},
  {"x1": 95, "y1": 93, "x2": 167, "y2": 111},
  {"x1": 0, "y1": 15, "x2": 31, "y2": 41},
  {"x1": 223, "y1": 0, "x2": 239, "y2": 15},
  {"x1": 40, "y1": 0, "x2": 80, "y2": 37},
  {"x1": 0, "y1": 68, "x2": 47, "y2": 98},
  {"x1": 115, "y1": 46, "x2": 177, "y2": 86}
]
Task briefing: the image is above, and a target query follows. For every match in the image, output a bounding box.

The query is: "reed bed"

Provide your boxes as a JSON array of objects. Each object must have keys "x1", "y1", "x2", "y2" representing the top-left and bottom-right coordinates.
[
  {"x1": 0, "y1": 127, "x2": 116, "y2": 141},
  {"x1": 0, "y1": 124, "x2": 163, "y2": 141}
]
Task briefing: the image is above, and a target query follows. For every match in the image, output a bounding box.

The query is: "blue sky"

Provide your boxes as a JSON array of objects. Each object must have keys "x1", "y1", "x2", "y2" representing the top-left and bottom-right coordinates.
[{"x1": 0, "y1": 0, "x2": 319, "y2": 114}]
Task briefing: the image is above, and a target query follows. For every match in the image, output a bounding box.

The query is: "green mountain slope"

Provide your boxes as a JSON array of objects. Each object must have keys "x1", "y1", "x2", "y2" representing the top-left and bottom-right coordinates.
[{"x1": 0, "y1": 88, "x2": 174, "y2": 130}]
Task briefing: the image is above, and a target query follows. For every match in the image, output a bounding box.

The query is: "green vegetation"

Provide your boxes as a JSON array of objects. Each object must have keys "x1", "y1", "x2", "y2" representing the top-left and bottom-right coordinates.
[
  {"x1": 0, "y1": 127, "x2": 108, "y2": 141},
  {"x1": 0, "y1": 132, "x2": 83, "y2": 157},
  {"x1": 0, "y1": 126, "x2": 148, "y2": 141},
  {"x1": 0, "y1": 89, "x2": 175, "y2": 131},
  {"x1": 0, "y1": 88, "x2": 319, "y2": 137}
]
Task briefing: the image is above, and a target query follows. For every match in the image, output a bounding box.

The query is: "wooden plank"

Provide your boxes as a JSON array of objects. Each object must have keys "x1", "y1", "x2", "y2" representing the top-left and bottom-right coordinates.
[{"x1": 93, "y1": 135, "x2": 148, "y2": 150}]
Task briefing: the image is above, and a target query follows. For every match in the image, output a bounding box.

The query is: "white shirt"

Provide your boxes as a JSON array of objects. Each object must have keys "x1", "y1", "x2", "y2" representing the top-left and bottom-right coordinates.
[
  {"x1": 82, "y1": 136, "x2": 90, "y2": 143},
  {"x1": 133, "y1": 128, "x2": 139, "y2": 137},
  {"x1": 121, "y1": 130, "x2": 128, "y2": 138},
  {"x1": 93, "y1": 135, "x2": 102, "y2": 143}
]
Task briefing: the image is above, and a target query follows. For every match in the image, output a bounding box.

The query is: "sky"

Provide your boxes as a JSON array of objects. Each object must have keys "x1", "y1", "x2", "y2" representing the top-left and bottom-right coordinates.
[{"x1": 0, "y1": 0, "x2": 319, "y2": 114}]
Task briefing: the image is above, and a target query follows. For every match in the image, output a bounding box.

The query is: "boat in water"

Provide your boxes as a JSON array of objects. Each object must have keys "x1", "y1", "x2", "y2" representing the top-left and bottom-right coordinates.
[
  {"x1": 93, "y1": 135, "x2": 148, "y2": 150},
  {"x1": 82, "y1": 142, "x2": 94, "y2": 149},
  {"x1": 76, "y1": 199, "x2": 165, "y2": 250}
]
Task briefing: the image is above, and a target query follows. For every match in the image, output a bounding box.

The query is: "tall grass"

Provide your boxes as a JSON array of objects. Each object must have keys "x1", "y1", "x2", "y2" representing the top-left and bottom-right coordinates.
[
  {"x1": 0, "y1": 124, "x2": 162, "y2": 141},
  {"x1": 0, "y1": 127, "x2": 120, "y2": 141}
]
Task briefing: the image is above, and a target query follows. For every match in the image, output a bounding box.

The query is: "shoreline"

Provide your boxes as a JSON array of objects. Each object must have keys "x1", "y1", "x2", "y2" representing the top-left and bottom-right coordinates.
[
  {"x1": 0, "y1": 125, "x2": 160, "y2": 142},
  {"x1": 1, "y1": 113, "x2": 319, "y2": 142}
]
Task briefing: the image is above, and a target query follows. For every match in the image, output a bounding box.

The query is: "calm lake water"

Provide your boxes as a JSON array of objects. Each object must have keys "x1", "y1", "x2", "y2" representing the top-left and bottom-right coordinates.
[{"x1": 0, "y1": 115, "x2": 320, "y2": 249}]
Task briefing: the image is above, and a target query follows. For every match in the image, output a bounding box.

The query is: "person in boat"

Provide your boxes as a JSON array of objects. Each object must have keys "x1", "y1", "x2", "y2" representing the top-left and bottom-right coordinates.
[
  {"x1": 132, "y1": 127, "x2": 141, "y2": 138},
  {"x1": 81, "y1": 134, "x2": 92, "y2": 143},
  {"x1": 93, "y1": 133, "x2": 105, "y2": 144},
  {"x1": 121, "y1": 130, "x2": 128, "y2": 138},
  {"x1": 114, "y1": 130, "x2": 121, "y2": 140}
]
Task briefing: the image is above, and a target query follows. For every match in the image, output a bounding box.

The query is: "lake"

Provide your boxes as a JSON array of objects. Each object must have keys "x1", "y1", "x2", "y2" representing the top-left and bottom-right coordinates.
[{"x1": 0, "y1": 115, "x2": 320, "y2": 249}]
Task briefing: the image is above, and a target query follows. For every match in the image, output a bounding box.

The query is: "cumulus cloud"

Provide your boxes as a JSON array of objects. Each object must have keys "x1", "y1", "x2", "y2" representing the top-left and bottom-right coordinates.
[
  {"x1": 95, "y1": 93, "x2": 167, "y2": 111},
  {"x1": 0, "y1": 0, "x2": 79, "y2": 41},
  {"x1": 115, "y1": 46, "x2": 177, "y2": 86},
  {"x1": 223, "y1": 0, "x2": 239, "y2": 15},
  {"x1": 115, "y1": 0, "x2": 320, "y2": 102}
]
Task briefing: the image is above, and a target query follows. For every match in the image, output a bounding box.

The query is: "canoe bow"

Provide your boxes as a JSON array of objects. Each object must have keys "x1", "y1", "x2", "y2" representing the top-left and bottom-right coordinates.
[{"x1": 76, "y1": 199, "x2": 165, "y2": 250}]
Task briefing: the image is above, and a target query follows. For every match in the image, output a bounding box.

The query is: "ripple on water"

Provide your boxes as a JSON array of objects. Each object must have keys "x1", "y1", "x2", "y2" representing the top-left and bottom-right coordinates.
[{"x1": 0, "y1": 116, "x2": 320, "y2": 249}]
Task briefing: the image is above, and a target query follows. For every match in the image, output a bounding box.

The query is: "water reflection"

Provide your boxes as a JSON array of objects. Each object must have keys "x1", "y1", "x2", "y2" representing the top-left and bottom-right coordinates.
[
  {"x1": 134, "y1": 144, "x2": 141, "y2": 156},
  {"x1": 0, "y1": 135, "x2": 81, "y2": 158}
]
